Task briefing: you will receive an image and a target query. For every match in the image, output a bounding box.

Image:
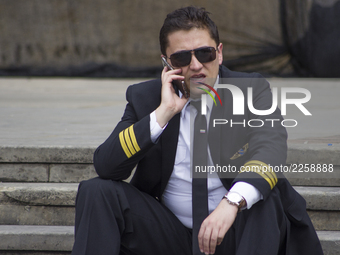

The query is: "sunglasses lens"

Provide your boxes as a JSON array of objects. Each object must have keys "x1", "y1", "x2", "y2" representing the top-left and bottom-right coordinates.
[
  {"x1": 169, "y1": 47, "x2": 216, "y2": 67},
  {"x1": 170, "y1": 51, "x2": 191, "y2": 67},
  {"x1": 195, "y1": 47, "x2": 216, "y2": 63}
]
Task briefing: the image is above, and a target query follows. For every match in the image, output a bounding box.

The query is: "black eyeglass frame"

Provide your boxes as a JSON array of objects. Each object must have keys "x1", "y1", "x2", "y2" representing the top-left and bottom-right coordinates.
[{"x1": 168, "y1": 46, "x2": 217, "y2": 68}]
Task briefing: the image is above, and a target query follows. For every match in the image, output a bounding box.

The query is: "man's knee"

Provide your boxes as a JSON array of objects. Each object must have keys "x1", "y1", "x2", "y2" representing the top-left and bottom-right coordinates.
[{"x1": 76, "y1": 177, "x2": 122, "y2": 204}]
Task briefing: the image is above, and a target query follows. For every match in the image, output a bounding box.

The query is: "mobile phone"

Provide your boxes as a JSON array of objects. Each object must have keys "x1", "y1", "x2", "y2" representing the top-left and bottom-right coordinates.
[{"x1": 161, "y1": 56, "x2": 190, "y2": 98}]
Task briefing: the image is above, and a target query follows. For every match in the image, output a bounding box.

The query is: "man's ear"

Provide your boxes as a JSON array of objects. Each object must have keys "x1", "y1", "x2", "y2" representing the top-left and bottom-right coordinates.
[{"x1": 217, "y1": 43, "x2": 223, "y2": 65}]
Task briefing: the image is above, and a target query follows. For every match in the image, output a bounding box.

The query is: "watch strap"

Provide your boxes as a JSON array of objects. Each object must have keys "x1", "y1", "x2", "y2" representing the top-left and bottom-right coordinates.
[{"x1": 223, "y1": 192, "x2": 246, "y2": 212}]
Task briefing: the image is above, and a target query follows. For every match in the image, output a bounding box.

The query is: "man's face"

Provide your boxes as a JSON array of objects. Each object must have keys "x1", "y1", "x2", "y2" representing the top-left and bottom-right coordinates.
[{"x1": 165, "y1": 28, "x2": 223, "y2": 98}]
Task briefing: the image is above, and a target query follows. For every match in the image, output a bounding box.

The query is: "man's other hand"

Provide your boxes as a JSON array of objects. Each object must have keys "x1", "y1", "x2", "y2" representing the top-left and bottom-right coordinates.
[{"x1": 198, "y1": 198, "x2": 238, "y2": 255}]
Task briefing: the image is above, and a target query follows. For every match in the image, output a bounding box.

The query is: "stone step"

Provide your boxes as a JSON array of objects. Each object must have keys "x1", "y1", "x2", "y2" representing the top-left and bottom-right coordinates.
[
  {"x1": 287, "y1": 176, "x2": 340, "y2": 187},
  {"x1": 0, "y1": 146, "x2": 95, "y2": 164},
  {"x1": 0, "y1": 146, "x2": 98, "y2": 183},
  {"x1": 284, "y1": 164, "x2": 340, "y2": 187},
  {"x1": 0, "y1": 183, "x2": 78, "y2": 206},
  {"x1": 0, "y1": 145, "x2": 340, "y2": 186},
  {"x1": 0, "y1": 183, "x2": 78, "y2": 226},
  {"x1": 294, "y1": 186, "x2": 340, "y2": 231},
  {"x1": 0, "y1": 163, "x2": 98, "y2": 183},
  {"x1": 317, "y1": 231, "x2": 340, "y2": 255},
  {"x1": 286, "y1": 143, "x2": 340, "y2": 187},
  {"x1": 1, "y1": 161, "x2": 339, "y2": 186},
  {"x1": 1, "y1": 183, "x2": 339, "y2": 210},
  {"x1": 0, "y1": 225, "x2": 338, "y2": 255},
  {"x1": 1, "y1": 183, "x2": 340, "y2": 231},
  {"x1": 0, "y1": 204, "x2": 75, "y2": 226},
  {"x1": 1, "y1": 144, "x2": 339, "y2": 164},
  {"x1": 294, "y1": 186, "x2": 340, "y2": 211},
  {"x1": 0, "y1": 225, "x2": 73, "y2": 254}
]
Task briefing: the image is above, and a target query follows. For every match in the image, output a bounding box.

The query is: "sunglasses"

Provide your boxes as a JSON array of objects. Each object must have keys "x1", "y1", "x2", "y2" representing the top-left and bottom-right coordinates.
[{"x1": 169, "y1": 46, "x2": 217, "y2": 68}]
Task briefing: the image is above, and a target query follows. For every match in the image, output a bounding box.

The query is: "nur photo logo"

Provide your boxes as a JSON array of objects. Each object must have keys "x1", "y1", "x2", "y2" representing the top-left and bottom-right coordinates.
[{"x1": 195, "y1": 80, "x2": 312, "y2": 128}]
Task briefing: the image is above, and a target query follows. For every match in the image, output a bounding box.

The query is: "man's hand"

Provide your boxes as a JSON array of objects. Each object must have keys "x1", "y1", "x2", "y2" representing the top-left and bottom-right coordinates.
[
  {"x1": 155, "y1": 66, "x2": 188, "y2": 127},
  {"x1": 198, "y1": 198, "x2": 238, "y2": 255}
]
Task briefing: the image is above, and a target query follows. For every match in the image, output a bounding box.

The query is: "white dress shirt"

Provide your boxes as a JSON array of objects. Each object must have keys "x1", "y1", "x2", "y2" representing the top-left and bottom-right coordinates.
[{"x1": 149, "y1": 79, "x2": 262, "y2": 228}]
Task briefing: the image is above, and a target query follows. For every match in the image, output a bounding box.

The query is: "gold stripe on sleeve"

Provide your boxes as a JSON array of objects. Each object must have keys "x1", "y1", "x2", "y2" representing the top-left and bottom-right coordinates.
[
  {"x1": 241, "y1": 160, "x2": 278, "y2": 189},
  {"x1": 124, "y1": 128, "x2": 136, "y2": 155},
  {"x1": 129, "y1": 125, "x2": 140, "y2": 152},
  {"x1": 119, "y1": 130, "x2": 132, "y2": 158}
]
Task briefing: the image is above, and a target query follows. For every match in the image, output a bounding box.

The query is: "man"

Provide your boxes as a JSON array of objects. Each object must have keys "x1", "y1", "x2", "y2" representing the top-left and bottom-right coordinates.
[{"x1": 71, "y1": 6, "x2": 323, "y2": 255}]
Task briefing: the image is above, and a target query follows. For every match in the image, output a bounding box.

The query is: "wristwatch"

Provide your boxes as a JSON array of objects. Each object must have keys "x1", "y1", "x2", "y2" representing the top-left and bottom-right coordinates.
[{"x1": 223, "y1": 192, "x2": 247, "y2": 212}]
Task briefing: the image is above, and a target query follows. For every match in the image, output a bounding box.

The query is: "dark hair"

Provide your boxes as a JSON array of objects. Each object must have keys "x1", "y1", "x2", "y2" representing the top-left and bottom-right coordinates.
[{"x1": 159, "y1": 6, "x2": 220, "y2": 56}]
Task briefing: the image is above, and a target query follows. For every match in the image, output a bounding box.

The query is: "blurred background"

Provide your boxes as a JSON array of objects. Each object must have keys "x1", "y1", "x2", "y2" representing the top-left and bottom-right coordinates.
[{"x1": 0, "y1": 0, "x2": 339, "y2": 78}]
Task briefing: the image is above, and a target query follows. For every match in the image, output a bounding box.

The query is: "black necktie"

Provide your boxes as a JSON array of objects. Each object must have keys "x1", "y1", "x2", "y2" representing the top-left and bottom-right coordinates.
[{"x1": 191, "y1": 100, "x2": 209, "y2": 255}]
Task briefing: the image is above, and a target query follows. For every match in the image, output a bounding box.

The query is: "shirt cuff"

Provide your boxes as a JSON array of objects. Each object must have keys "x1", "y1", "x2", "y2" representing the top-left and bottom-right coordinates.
[
  {"x1": 229, "y1": 182, "x2": 263, "y2": 210},
  {"x1": 150, "y1": 110, "x2": 167, "y2": 143}
]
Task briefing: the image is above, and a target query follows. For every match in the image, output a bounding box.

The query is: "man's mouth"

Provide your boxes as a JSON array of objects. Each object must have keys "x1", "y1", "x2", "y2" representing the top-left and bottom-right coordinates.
[{"x1": 190, "y1": 74, "x2": 206, "y2": 83}]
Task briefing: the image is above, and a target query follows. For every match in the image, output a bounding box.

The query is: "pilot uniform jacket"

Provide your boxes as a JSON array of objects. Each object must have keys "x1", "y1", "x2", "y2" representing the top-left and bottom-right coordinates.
[{"x1": 93, "y1": 65, "x2": 323, "y2": 254}]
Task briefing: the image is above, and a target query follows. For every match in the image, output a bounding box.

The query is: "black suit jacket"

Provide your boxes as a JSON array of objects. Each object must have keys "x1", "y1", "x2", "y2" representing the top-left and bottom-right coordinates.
[
  {"x1": 93, "y1": 65, "x2": 323, "y2": 254},
  {"x1": 94, "y1": 65, "x2": 286, "y2": 199}
]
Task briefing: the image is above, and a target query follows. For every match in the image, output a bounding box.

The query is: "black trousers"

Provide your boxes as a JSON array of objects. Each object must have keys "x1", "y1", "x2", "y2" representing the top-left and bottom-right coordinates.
[{"x1": 71, "y1": 177, "x2": 288, "y2": 255}]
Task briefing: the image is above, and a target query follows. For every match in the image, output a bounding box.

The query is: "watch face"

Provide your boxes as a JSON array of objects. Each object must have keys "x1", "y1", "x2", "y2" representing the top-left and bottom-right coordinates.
[{"x1": 227, "y1": 192, "x2": 242, "y2": 203}]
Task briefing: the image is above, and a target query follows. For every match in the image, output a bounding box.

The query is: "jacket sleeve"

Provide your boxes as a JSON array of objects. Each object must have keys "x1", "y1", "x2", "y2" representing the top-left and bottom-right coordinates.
[
  {"x1": 93, "y1": 84, "x2": 157, "y2": 180},
  {"x1": 232, "y1": 73, "x2": 288, "y2": 200}
]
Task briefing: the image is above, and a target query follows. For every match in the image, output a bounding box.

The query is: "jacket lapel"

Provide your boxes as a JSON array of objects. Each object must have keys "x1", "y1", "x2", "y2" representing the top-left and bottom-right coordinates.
[
  {"x1": 208, "y1": 67, "x2": 236, "y2": 189},
  {"x1": 209, "y1": 94, "x2": 223, "y2": 166},
  {"x1": 159, "y1": 112, "x2": 181, "y2": 196},
  {"x1": 208, "y1": 66, "x2": 229, "y2": 166}
]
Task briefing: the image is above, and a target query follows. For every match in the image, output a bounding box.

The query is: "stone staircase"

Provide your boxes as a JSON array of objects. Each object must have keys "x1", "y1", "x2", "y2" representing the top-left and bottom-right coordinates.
[
  {"x1": 0, "y1": 146, "x2": 96, "y2": 254},
  {"x1": 0, "y1": 144, "x2": 339, "y2": 254}
]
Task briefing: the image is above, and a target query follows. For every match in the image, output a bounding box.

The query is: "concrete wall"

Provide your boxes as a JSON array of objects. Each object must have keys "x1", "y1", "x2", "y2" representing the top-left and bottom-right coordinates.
[{"x1": 0, "y1": 0, "x2": 286, "y2": 73}]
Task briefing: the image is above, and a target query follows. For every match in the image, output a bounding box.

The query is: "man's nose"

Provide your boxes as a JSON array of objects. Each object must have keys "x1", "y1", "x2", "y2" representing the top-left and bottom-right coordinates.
[{"x1": 189, "y1": 52, "x2": 203, "y2": 70}]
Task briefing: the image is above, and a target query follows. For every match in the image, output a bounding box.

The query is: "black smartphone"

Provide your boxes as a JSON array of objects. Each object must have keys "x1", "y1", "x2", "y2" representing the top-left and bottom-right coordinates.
[{"x1": 161, "y1": 56, "x2": 190, "y2": 98}]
